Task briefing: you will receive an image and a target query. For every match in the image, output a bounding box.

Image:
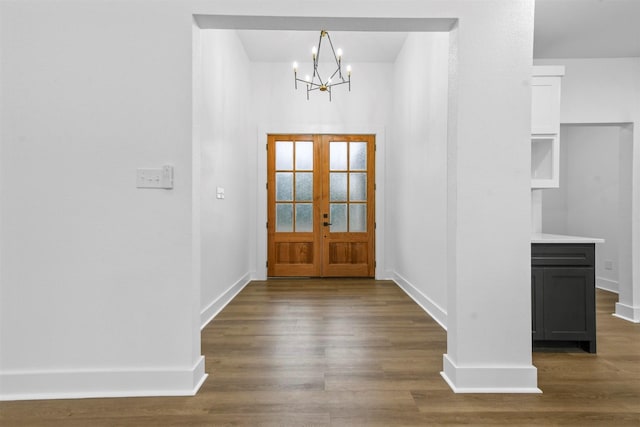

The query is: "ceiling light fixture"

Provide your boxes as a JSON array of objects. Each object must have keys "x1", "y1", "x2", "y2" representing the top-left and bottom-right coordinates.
[{"x1": 293, "y1": 30, "x2": 351, "y2": 101}]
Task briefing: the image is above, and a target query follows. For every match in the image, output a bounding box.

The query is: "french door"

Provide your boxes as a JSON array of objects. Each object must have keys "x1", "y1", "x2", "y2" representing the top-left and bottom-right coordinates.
[{"x1": 267, "y1": 134, "x2": 375, "y2": 277}]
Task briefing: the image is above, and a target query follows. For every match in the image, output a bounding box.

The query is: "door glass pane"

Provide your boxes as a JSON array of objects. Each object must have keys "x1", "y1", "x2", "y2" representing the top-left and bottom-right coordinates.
[
  {"x1": 295, "y1": 203, "x2": 313, "y2": 232},
  {"x1": 349, "y1": 173, "x2": 367, "y2": 201},
  {"x1": 349, "y1": 204, "x2": 367, "y2": 232},
  {"x1": 350, "y1": 142, "x2": 367, "y2": 170},
  {"x1": 330, "y1": 142, "x2": 347, "y2": 170},
  {"x1": 330, "y1": 203, "x2": 347, "y2": 232},
  {"x1": 276, "y1": 172, "x2": 293, "y2": 201},
  {"x1": 276, "y1": 141, "x2": 293, "y2": 170},
  {"x1": 295, "y1": 141, "x2": 313, "y2": 170},
  {"x1": 295, "y1": 172, "x2": 313, "y2": 201},
  {"x1": 330, "y1": 172, "x2": 347, "y2": 201},
  {"x1": 276, "y1": 204, "x2": 293, "y2": 232}
]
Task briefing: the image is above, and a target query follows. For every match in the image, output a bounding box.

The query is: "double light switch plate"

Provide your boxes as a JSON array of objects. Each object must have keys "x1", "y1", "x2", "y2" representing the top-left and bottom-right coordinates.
[{"x1": 137, "y1": 165, "x2": 174, "y2": 189}]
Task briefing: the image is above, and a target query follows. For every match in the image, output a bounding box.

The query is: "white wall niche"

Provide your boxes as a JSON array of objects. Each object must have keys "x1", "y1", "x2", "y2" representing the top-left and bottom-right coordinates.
[{"x1": 531, "y1": 135, "x2": 559, "y2": 188}]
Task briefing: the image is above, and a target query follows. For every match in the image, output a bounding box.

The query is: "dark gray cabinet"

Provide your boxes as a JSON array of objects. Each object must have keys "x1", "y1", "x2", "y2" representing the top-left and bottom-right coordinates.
[{"x1": 531, "y1": 243, "x2": 596, "y2": 353}]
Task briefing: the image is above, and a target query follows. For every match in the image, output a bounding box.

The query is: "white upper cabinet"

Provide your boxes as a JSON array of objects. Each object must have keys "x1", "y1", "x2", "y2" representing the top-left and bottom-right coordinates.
[
  {"x1": 532, "y1": 75, "x2": 561, "y2": 134},
  {"x1": 531, "y1": 66, "x2": 565, "y2": 189}
]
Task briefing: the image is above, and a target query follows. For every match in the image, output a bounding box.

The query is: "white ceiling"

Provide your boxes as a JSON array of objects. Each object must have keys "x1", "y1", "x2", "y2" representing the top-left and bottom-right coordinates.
[
  {"x1": 534, "y1": 0, "x2": 640, "y2": 58},
  {"x1": 235, "y1": 1, "x2": 640, "y2": 62},
  {"x1": 236, "y1": 30, "x2": 408, "y2": 63}
]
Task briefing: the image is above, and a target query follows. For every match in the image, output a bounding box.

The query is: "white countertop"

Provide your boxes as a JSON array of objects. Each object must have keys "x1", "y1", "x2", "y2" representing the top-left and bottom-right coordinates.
[{"x1": 531, "y1": 233, "x2": 605, "y2": 244}]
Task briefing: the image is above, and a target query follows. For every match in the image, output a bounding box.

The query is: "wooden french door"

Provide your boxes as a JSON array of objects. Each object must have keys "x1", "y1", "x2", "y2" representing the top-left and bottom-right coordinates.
[{"x1": 267, "y1": 134, "x2": 375, "y2": 277}]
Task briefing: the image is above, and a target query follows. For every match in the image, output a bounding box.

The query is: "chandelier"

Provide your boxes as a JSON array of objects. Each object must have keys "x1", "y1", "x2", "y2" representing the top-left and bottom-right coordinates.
[{"x1": 293, "y1": 30, "x2": 351, "y2": 101}]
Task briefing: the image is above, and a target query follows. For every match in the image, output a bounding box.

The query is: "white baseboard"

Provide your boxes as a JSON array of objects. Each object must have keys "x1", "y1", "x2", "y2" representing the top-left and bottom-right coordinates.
[
  {"x1": 0, "y1": 356, "x2": 207, "y2": 402},
  {"x1": 596, "y1": 277, "x2": 619, "y2": 293},
  {"x1": 613, "y1": 302, "x2": 640, "y2": 323},
  {"x1": 440, "y1": 354, "x2": 541, "y2": 394},
  {"x1": 376, "y1": 270, "x2": 395, "y2": 280},
  {"x1": 200, "y1": 272, "x2": 251, "y2": 329},
  {"x1": 392, "y1": 272, "x2": 447, "y2": 330}
]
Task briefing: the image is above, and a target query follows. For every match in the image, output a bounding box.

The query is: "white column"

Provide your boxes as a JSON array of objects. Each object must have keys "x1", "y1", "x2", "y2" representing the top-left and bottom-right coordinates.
[
  {"x1": 615, "y1": 122, "x2": 640, "y2": 322},
  {"x1": 442, "y1": 4, "x2": 540, "y2": 392}
]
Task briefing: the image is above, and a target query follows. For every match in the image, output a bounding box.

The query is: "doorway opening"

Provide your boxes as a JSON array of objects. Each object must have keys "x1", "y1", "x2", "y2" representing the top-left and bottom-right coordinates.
[{"x1": 267, "y1": 134, "x2": 375, "y2": 277}]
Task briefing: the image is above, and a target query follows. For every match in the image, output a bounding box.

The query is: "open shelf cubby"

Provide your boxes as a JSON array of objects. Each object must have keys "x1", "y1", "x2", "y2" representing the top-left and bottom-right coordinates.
[{"x1": 531, "y1": 135, "x2": 559, "y2": 188}]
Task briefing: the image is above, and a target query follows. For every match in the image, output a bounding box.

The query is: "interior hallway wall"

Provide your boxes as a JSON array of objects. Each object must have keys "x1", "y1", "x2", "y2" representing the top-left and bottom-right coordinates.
[
  {"x1": 198, "y1": 30, "x2": 254, "y2": 327},
  {"x1": 388, "y1": 32, "x2": 450, "y2": 327}
]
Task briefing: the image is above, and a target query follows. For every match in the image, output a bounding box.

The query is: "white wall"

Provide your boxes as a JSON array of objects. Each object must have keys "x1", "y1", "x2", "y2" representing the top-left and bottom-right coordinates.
[
  {"x1": 252, "y1": 60, "x2": 392, "y2": 130},
  {"x1": 198, "y1": 30, "x2": 253, "y2": 327},
  {"x1": 250, "y1": 60, "x2": 394, "y2": 279},
  {"x1": 389, "y1": 32, "x2": 450, "y2": 328},
  {"x1": 535, "y1": 57, "x2": 640, "y2": 322},
  {"x1": 543, "y1": 125, "x2": 631, "y2": 292},
  {"x1": 0, "y1": 2, "x2": 204, "y2": 399}
]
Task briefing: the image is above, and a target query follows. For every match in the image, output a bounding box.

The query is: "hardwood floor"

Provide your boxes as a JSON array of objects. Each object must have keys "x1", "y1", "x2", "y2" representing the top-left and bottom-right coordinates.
[{"x1": 1, "y1": 279, "x2": 639, "y2": 426}]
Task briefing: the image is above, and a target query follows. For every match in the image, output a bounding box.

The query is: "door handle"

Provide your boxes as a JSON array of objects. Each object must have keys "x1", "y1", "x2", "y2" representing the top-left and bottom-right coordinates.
[{"x1": 323, "y1": 222, "x2": 332, "y2": 226}]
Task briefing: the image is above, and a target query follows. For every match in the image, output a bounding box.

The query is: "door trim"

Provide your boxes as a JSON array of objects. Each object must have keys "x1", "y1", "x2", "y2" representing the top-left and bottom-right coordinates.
[{"x1": 254, "y1": 126, "x2": 388, "y2": 280}]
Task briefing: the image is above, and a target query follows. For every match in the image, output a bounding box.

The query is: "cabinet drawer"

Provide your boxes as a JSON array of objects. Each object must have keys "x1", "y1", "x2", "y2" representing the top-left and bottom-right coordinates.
[{"x1": 532, "y1": 244, "x2": 595, "y2": 267}]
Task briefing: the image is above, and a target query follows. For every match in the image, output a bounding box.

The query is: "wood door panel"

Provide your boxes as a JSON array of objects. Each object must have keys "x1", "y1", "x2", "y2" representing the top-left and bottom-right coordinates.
[
  {"x1": 270, "y1": 235, "x2": 318, "y2": 276},
  {"x1": 328, "y1": 242, "x2": 368, "y2": 264},
  {"x1": 323, "y1": 241, "x2": 372, "y2": 277},
  {"x1": 275, "y1": 241, "x2": 315, "y2": 264}
]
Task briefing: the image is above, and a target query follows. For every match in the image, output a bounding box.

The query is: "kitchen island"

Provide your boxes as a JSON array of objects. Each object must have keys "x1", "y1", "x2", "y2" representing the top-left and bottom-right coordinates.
[{"x1": 531, "y1": 233, "x2": 604, "y2": 353}]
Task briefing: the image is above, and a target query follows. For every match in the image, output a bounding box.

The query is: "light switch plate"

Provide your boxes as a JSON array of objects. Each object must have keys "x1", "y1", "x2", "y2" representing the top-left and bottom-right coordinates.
[
  {"x1": 216, "y1": 187, "x2": 225, "y2": 199},
  {"x1": 137, "y1": 165, "x2": 173, "y2": 189}
]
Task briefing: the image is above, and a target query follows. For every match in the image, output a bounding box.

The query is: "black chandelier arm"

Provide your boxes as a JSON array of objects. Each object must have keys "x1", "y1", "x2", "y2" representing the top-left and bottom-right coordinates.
[
  {"x1": 297, "y1": 77, "x2": 349, "y2": 90},
  {"x1": 296, "y1": 77, "x2": 324, "y2": 89},
  {"x1": 298, "y1": 79, "x2": 347, "y2": 89},
  {"x1": 326, "y1": 33, "x2": 341, "y2": 66},
  {"x1": 312, "y1": 60, "x2": 325, "y2": 86},
  {"x1": 329, "y1": 68, "x2": 342, "y2": 82},
  {"x1": 325, "y1": 79, "x2": 350, "y2": 89},
  {"x1": 316, "y1": 31, "x2": 325, "y2": 64}
]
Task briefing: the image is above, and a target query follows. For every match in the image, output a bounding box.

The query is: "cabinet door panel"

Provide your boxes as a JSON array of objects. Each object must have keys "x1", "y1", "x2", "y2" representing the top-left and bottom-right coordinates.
[
  {"x1": 531, "y1": 268, "x2": 545, "y2": 340},
  {"x1": 531, "y1": 76, "x2": 561, "y2": 134},
  {"x1": 542, "y1": 268, "x2": 595, "y2": 341}
]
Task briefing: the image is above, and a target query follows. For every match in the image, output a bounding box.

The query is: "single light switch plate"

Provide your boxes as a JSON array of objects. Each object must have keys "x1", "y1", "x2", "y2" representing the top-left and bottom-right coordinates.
[
  {"x1": 137, "y1": 165, "x2": 173, "y2": 189},
  {"x1": 216, "y1": 187, "x2": 225, "y2": 199}
]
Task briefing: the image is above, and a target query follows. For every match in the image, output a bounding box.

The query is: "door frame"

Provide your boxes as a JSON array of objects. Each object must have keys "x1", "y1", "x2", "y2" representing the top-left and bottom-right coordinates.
[{"x1": 254, "y1": 125, "x2": 388, "y2": 280}]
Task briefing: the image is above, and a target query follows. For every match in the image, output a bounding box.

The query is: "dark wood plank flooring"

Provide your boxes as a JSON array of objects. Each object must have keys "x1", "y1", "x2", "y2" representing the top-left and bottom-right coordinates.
[{"x1": 1, "y1": 279, "x2": 639, "y2": 426}]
